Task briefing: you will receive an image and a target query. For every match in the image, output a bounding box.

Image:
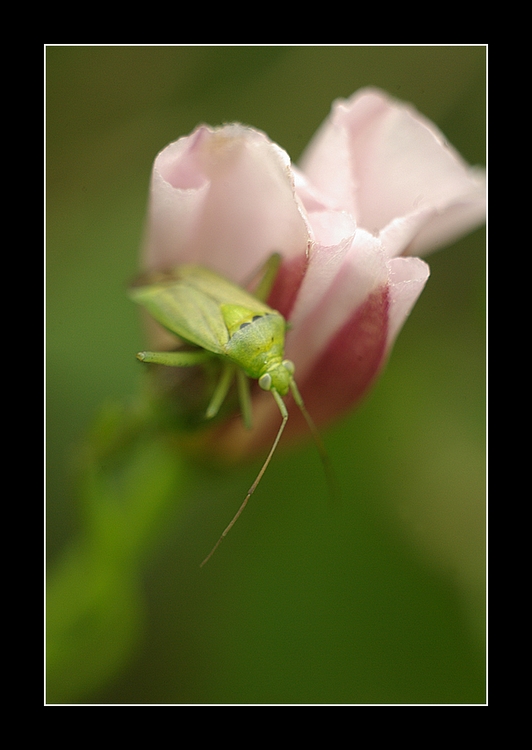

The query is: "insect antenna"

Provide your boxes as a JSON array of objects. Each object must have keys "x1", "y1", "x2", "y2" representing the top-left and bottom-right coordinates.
[
  {"x1": 289, "y1": 379, "x2": 339, "y2": 505},
  {"x1": 200, "y1": 389, "x2": 288, "y2": 567}
]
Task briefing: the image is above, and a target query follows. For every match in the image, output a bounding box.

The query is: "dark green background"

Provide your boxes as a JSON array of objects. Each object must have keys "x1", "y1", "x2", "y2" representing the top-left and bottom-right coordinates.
[{"x1": 47, "y1": 46, "x2": 486, "y2": 704}]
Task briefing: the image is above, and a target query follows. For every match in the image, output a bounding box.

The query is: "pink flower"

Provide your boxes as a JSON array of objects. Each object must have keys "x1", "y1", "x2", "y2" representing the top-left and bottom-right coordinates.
[{"x1": 139, "y1": 88, "x2": 485, "y2": 456}]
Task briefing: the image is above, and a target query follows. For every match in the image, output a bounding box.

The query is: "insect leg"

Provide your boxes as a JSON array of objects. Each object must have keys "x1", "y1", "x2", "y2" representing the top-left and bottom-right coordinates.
[
  {"x1": 205, "y1": 362, "x2": 235, "y2": 420},
  {"x1": 236, "y1": 368, "x2": 253, "y2": 429},
  {"x1": 200, "y1": 388, "x2": 288, "y2": 567},
  {"x1": 247, "y1": 253, "x2": 282, "y2": 301},
  {"x1": 136, "y1": 349, "x2": 213, "y2": 367}
]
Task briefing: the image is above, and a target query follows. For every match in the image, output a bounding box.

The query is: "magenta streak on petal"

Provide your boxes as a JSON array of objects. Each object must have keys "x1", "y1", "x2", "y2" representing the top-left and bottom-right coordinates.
[
  {"x1": 266, "y1": 254, "x2": 309, "y2": 321},
  {"x1": 292, "y1": 285, "x2": 389, "y2": 432}
]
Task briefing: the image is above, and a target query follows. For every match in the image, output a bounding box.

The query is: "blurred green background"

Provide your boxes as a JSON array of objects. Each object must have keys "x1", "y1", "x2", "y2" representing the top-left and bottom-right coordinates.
[{"x1": 46, "y1": 46, "x2": 486, "y2": 704}]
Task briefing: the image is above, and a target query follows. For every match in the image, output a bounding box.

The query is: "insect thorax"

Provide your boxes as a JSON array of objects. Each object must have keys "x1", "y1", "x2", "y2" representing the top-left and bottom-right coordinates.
[{"x1": 221, "y1": 305, "x2": 289, "y2": 387}]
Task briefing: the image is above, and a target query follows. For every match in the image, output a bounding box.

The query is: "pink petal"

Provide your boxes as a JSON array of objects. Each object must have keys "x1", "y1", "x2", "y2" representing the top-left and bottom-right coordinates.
[
  {"x1": 386, "y1": 256, "x2": 431, "y2": 348},
  {"x1": 286, "y1": 228, "x2": 388, "y2": 379},
  {"x1": 299, "y1": 87, "x2": 485, "y2": 257},
  {"x1": 284, "y1": 236, "x2": 429, "y2": 430},
  {"x1": 287, "y1": 283, "x2": 388, "y2": 432},
  {"x1": 142, "y1": 124, "x2": 309, "y2": 282}
]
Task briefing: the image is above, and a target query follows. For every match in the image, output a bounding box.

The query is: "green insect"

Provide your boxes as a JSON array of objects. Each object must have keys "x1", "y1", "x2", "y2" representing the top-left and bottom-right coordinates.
[{"x1": 129, "y1": 254, "x2": 331, "y2": 565}]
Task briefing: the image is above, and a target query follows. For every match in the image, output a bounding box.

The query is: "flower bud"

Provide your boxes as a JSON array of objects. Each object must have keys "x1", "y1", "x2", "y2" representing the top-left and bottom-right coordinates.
[{"x1": 137, "y1": 88, "x2": 485, "y2": 458}]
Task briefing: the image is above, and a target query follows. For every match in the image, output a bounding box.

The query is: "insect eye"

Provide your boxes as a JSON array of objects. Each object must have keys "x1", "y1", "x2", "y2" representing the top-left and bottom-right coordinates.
[
  {"x1": 239, "y1": 314, "x2": 263, "y2": 331},
  {"x1": 282, "y1": 359, "x2": 295, "y2": 375},
  {"x1": 259, "y1": 373, "x2": 272, "y2": 391}
]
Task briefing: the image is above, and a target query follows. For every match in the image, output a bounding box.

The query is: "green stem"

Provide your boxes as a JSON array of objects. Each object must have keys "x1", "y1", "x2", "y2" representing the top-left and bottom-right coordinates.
[{"x1": 46, "y1": 400, "x2": 185, "y2": 703}]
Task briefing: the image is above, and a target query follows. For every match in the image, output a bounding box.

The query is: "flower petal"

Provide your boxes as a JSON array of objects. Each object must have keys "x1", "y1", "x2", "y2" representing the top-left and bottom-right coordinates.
[
  {"x1": 284, "y1": 238, "x2": 429, "y2": 430},
  {"x1": 142, "y1": 124, "x2": 309, "y2": 282},
  {"x1": 287, "y1": 228, "x2": 388, "y2": 379},
  {"x1": 386, "y1": 256, "x2": 431, "y2": 348},
  {"x1": 299, "y1": 87, "x2": 485, "y2": 257}
]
